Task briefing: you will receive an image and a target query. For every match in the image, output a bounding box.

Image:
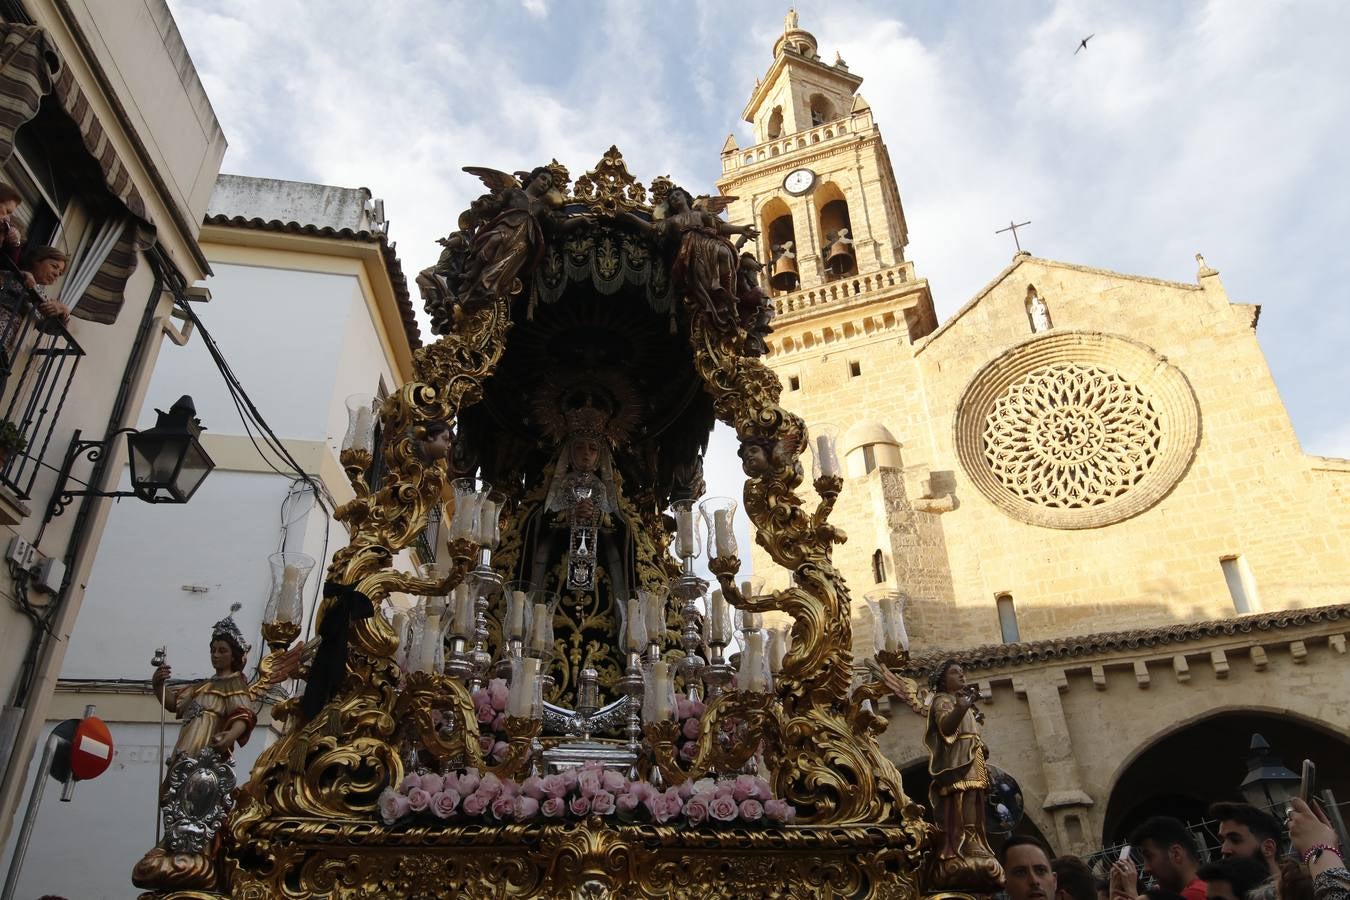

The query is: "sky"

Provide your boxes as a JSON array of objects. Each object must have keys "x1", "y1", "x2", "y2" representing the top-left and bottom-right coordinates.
[{"x1": 167, "y1": 0, "x2": 1350, "y2": 527}]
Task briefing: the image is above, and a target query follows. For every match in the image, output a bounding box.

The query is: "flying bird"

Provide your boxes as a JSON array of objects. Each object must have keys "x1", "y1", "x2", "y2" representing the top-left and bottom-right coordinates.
[{"x1": 1075, "y1": 34, "x2": 1095, "y2": 54}]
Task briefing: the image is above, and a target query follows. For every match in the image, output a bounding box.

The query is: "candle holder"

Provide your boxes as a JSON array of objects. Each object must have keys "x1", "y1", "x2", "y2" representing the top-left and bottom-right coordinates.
[
  {"x1": 262, "y1": 551, "x2": 315, "y2": 652},
  {"x1": 640, "y1": 585, "x2": 670, "y2": 649},
  {"x1": 523, "y1": 588, "x2": 560, "y2": 661},
  {"x1": 467, "y1": 548, "x2": 503, "y2": 690},
  {"x1": 340, "y1": 394, "x2": 377, "y2": 479},
  {"x1": 670, "y1": 559, "x2": 708, "y2": 691},
  {"x1": 617, "y1": 650, "x2": 645, "y2": 772},
  {"x1": 698, "y1": 496, "x2": 738, "y2": 560},
  {"x1": 669, "y1": 498, "x2": 702, "y2": 561},
  {"x1": 864, "y1": 589, "x2": 911, "y2": 656},
  {"x1": 808, "y1": 422, "x2": 841, "y2": 483}
]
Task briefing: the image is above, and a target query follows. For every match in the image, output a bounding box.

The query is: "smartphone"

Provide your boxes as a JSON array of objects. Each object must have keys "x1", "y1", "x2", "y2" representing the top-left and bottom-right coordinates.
[
  {"x1": 1119, "y1": 844, "x2": 1132, "y2": 863},
  {"x1": 1300, "y1": 759, "x2": 1317, "y2": 804}
]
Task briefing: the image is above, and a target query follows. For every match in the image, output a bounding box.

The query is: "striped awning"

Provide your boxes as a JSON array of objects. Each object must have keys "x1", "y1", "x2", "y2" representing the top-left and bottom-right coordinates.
[{"x1": 0, "y1": 22, "x2": 156, "y2": 324}]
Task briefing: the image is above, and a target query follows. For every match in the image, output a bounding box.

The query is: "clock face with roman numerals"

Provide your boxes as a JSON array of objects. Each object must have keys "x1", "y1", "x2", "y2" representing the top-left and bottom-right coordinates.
[{"x1": 783, "y1": 168, "x2": 816, "y2": 195}]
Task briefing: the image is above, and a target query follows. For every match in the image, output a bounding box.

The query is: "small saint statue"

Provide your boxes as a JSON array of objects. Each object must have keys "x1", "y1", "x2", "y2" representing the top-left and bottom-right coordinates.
[{"x1": 1026, "y1": 286, "x2": 1052, "y2": 333}]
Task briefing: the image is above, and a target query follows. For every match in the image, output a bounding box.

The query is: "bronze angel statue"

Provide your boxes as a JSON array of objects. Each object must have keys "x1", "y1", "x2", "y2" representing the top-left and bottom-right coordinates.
[
  {"x1": 869, "y1": 656, "x2": 1004, "y2": 891},
  {"x1": 455, "y1": 165, "x2": 590, "y2": 310},
  {"x1": 621, "y1": 186, "x2": 758, "y2": 330}
]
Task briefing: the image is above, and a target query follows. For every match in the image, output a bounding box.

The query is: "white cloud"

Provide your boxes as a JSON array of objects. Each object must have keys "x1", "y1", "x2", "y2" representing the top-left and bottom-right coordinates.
[{"x1": 521, "y1": 0, "x2": 547, "y2": 18}]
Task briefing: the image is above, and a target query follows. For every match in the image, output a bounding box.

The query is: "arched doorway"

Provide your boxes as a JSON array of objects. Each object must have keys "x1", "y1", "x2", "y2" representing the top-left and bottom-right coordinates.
[{"x1": 1101, "y1": 708, "x2": 1350, "y2": 846}]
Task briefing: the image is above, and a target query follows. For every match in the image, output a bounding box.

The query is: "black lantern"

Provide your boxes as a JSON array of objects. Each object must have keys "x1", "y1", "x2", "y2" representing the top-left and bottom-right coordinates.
[
  {"x1": 1239, "y1": 733, "x2": 1301, "y2": 810},
  {"x1": 44, "y1": 394, "x2": 216, "y2": 523},
  {"x1": 127, "y1": 396, "x2": 213, "y2": 504}
]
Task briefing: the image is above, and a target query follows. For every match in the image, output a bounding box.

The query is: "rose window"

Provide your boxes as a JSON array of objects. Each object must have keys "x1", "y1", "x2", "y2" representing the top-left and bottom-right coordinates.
[
  {"x1": 981, "y1": 363, "x2": 1162, "y2": 509},
  {"x1": 954, "y1": 332, "x2": 1199, "y2": 529}
]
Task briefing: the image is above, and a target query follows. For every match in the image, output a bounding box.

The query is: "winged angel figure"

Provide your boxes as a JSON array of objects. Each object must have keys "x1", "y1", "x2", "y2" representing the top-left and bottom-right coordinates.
[
  {"x1": 869, "y1": 657, "x2": 1002, "y2": 886},
  {"x1": 453, "y1": 165, "x2": 591, "y2": 310},
  {"x1": 622, "y1": 187, "x2": 758, "y2": 329}
]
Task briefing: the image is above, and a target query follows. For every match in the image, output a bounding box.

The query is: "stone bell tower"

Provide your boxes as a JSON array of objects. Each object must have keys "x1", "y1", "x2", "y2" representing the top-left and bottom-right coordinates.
[{"x1": 720, "y1": 11, "x2": 953, "y2": 653}]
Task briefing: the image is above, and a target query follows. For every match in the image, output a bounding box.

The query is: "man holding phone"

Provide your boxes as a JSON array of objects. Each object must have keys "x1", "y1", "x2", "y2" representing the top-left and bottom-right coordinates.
[{"x1": 1112, "y1": 817, "x2": 1206, "y2": 900}]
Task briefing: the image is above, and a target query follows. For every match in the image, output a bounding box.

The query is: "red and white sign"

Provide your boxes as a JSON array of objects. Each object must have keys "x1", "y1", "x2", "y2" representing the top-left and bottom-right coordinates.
[{"x1": 69, "y1": 716, "x2": 113, "y2": 780}]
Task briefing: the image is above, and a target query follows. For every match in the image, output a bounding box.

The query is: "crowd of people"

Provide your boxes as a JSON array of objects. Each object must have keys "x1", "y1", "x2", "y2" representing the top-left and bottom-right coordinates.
[
  {"x1": 1000, "y1": 799, "x2": 1347, "y2": 900},
  {"x1": 0, "y1": 181, "x2": 72, "y2": 350}
]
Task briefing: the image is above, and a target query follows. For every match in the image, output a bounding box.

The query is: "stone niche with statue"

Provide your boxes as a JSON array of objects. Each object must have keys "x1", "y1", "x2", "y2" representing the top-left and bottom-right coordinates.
[{"x1": 131, "y1": 147, "x2": 1012, "y2": 900}]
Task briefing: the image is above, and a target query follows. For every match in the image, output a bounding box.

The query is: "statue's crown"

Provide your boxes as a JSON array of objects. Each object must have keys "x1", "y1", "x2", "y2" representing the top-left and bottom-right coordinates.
[
  {"x1": 564, "y1": 403, "x2": 609, "y2": 443},
  {"x1": 212, "y1": 602, "x2": 252, "y2": 657}
]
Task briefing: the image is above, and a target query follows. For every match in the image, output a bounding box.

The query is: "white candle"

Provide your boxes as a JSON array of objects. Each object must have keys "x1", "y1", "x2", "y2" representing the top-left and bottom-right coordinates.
[
  {"x1": 712, "y1": 509, "x2": 731, "y2": 556},
  {"x1": 768, "y1": 626, "x2": 786, "y2": 675},
  {"x1": 816, "y1": 434, "x2": 838, "y2": 476},
  {"x1": 476, "y1": 499, "x2": 497, "y2": 546},
  {"x1": 741, "y1": 631, "x2": 766, "y2": 692},
  {"x1": 530, "y1": 602, "x2": 549, "y2": 652},
  {"x1": 651, "y1": 661, "x2": 671, "y2": 719},
  {"x1": 676, "y1": 507, "x2": 694, "y2": 555},
  {"x1": 741, "y1": 608, "x2": 761, "y2": 631},
  {"x1": 451, "y1": 584, "x2": 473, "y2": 639},
  {"x1": 887, "y1": 597, "x2": 910, "y2": 652},
  {"x1": 741, "y1": 579, "x2": 754, "y2": 600},
  {"x1": 419, "y1": 613, "x2": 442, "y2": 673},
  {"x1": 626, "y1": 597, "x2": 645, "y2": 651},
  {"x1": 644, "y1": 592, "x2": 665, "y2": 642},
  {"x1": 516, "y1": 658, "x2": 540, "y2": 717},
  {"x1": 508, "y1": 590, "x2": 527, "y2": 639},
  {"x1": 709, "y1": 589, "x2": 727, "y2": 643},
  {"x1": 277, "y1": 564, "x2": 304, "y2": 623},
  {"x1": 449, "y1": 495, "x2": 473, "y2": 541},
  {"x1": 354, "y1": 406, "x2": 374, "y2": 453}
]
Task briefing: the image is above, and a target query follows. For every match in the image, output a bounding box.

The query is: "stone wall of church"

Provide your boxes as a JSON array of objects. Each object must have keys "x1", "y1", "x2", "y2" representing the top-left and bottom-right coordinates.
[{"x1": 910, "y1": 257, "x2": 1350, "y2": 647}]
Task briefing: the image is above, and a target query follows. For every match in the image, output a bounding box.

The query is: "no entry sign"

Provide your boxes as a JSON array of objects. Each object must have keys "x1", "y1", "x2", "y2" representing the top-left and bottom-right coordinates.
[{"x1": 69, "y1": 715, "x2": 113, "y2": 780}]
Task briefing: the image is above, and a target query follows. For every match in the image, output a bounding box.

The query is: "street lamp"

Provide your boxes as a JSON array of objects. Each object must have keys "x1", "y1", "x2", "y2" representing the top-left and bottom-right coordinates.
[
  {"x1": 126, "y1": 396, "x2": 213, "y2": 503},
  {"x1": 1239, "y1": 732, "x2": 1301, "y2": 810},
  {"x1": 44, "y1": 395, "x2": 215, "y2": 522}
]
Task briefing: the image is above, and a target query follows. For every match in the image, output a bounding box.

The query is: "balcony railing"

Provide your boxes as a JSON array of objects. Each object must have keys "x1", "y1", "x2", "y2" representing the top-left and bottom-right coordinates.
[
  {"x1": 0, "y1": 296, "x2": 85, "y2": 500},
  {"x1": 771, "y1": 261, "x2": 915, "y2": 319}
]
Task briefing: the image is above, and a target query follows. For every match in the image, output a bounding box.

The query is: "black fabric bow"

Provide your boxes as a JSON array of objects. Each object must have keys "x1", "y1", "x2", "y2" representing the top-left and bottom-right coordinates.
[{"x1": 299, "y1": 580, "x2": 374, "y2": 720}]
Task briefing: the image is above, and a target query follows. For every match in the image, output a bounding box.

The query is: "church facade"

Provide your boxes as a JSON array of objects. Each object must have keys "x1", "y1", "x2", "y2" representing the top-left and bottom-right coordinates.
[{"x1": 721, "y1": 14, "x2": 1350, "y2": 857}]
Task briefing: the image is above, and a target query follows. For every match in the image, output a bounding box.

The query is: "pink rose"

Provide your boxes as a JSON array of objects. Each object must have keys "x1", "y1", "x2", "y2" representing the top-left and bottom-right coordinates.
[
  {"x1": 407, "y1": 787, "x2": 432, "y2": 812},
  {"x1": 492, "y1": 712, "x2": 507, "y2": 732},
  {"x1": 676, "y1": 696, "x2": 695, "y2": 720},
  {"x1": 616, "y1": 792, "x2": 641, "y2": 815},
  {"x1": 478, "y1": 734, "x2": 494, "y2": 755},
  {"x1": 475, "y1": 701, "x2": 495, "y2": 724},
  {"x1": 478, "y1": 773, "x2": 503, "y2": 799},
  {"x1": 732, "y1": 774, "x2": 759, "y2": 802},
  {"x1": 442, "y1": 772, "x2": 461, "y2": 793},
  {"x1": 681, "y1": 717, "x2": 701, "y2": 740},
  {"x1": 763, "y1": 799, "x2": 795, "y2": 824},
  {"x1": 497, "y1": 779, "x2": 519, "y2": 801},
  {"x1": 569, "y1": 795, "x2": 592, "y2": 817},
  {"x1": 430, "y1": 789, "x2": 460, "y2": 819},
  {"x1": 520, "y1": 775, "x2": 545, "y2": 799},
  {"x1": 678, "y1": 742, "x2": 698, "y2": 762},
  {"x1": 692, "y1": 777, "x2": 716, "y2": 795},
  {"x1": 714, "y1": 780, "x2": 735, "y2": 799},
  {"x1": 684, "y1": 794, "x2": 709, "y2": 825},
  {"x1": 462, "y1": 791, "x2": 490, "y2": 816},
  {"x1": 689, "y1": 699, "x2": 706, "y2": 717},
  {"x1": 399, "y1": 774, "x2": 422, "y2": 793},
  {"x1": 378, "y1": 788, "x2": 411, "y2": 824},
  {"x1": 739, "y1": 798, "x2": 764, "y2": 821},
  {"x1": 601, "y1": 770, "x2": 625, "y2": 794},
  {"x1": 541, "y1": 796, "x2": 565, "y2": 818},
  {"x1": 487, "y1": 678, "x2": 509, "y2": 712},
  {"x1": 491, "y1": 796, "x2": 515, "y2": 819},
  {"x1": 491, "y1": 741, "x2": 510, "y2": 762},
  {"x1": 591, "y1": 790, "x2": 616, "y2": 815},
  {"x1": 562, "y1": 768, "x2": 579, "y2": 791},
  {"x1": 675, "y1": 779, "x2": 696, "y2": 800},
  {"x1": 514, "y1": 795, "x2": 539, "y2": 820},
  {"x1": 577, "y1": 770, "x2": 602, "y2": 798},
  {"x1": 708, "y1": 795, "x2": 738, "y2": 822},
  {"x1": 540, "y1": 774, "x2": 567, "y2": 799},
  {"x1": 419, "y1": 772, "x2": 444, "y2": 795},
  {"x1": 627, "y1": 781, "x2": 656, "y2": 803},
  {"x1": 644, "y1": 791, "x2": 681, "y2": 824},
  {"x1": 458, "y1": 769, "x2": 481, "y2": 795}
]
